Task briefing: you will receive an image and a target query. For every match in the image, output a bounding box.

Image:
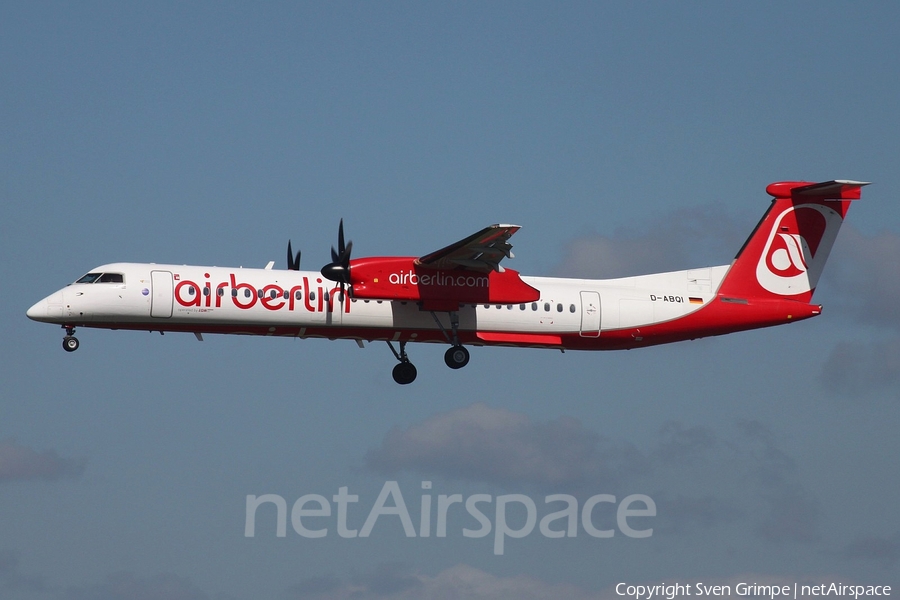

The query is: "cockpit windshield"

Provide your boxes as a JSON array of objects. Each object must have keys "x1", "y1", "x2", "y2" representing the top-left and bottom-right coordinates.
[{"x1": 75, "y1": 273, "x2": 124, "y2": 284}]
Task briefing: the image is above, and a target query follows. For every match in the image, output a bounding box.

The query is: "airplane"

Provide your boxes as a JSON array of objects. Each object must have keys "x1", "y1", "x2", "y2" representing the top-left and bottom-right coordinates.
[{"x1": 27, "y1": 179, "x2": 868, "y2": 384}]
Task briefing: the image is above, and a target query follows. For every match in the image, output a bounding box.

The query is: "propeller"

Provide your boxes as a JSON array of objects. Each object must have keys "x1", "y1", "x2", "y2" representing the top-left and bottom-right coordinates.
[
  {"x1": 320, "y1": 219, "x2": 353, "y2": 297},
  {"x1": 286, "y1": 240, "x2": 301, "y2": 271}
]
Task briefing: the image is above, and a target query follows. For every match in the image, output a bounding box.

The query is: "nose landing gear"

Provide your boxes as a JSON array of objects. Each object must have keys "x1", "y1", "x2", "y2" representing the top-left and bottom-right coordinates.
[{"x1": 62, "y1": 327, "x2": 79, "y2": 352}]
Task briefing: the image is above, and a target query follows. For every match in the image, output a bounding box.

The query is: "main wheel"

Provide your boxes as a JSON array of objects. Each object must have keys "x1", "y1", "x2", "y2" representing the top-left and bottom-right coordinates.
[
  {"x1": 444, "y1": 345, "x2": 470, "y2": 369},
  {"x1": 62, "y1": 336, "x2": 79, "y2": 352},
  {"x1": 392, "y1": 361, "x2": 417, "y2": 385}
]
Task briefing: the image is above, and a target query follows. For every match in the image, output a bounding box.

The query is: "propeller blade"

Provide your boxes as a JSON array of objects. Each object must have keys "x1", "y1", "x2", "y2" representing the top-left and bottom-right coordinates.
[
  {"x1": 286, "y1": 240, "x2": 301, "y2": 271},
  {"x1": 321, "y1": 220, "x2": 353, "y2": 285}
]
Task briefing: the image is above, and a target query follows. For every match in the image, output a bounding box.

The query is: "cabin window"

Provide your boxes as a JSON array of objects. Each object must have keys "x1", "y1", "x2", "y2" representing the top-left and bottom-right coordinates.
[
  {"x1": 507, "y1": 305, "x2": 513, "y2": 310},
  {"x1": 544, "y1": 302, "x2": 550, "y2": 312},
  {"x1": 483, "y1": 304, "x2": 490, "y2": 309},
  {"x1": 569, "y1": 304, "x2": 576, "y2": 313},
  {"x1": 324, "y1": 291, "x2": 330, "y2": 301},
  {"x1": 519, "y1": 304, "x2": 526, "y2": 310},
  {"x1": 187, "y1": 286, "x2": 195, "y2": 296},
  {"x1": 283, "y1": 290, "x2": 290, "y2": 299},
  {"x1": 76, "y1": 272, "x2": 124, "y2": 284},
  {"x1": 217, "y1": 288, "x2": 224, "y2": 297},
  {"x1": 557, "y1": 303, "x2": 563, "y2": 312},
  {"x1": 244, "y1": 289, "x2": 252, "y2": 298},
  {"x1": 269, "y1": 290, "x2": 277, "y2": 299},
  {"x1": 532, "y1": 302, "x2": 538, "y2": 311},
  {"x1": 75, "y1": 273, "x2": 102, "y2": 284},
  {"x1": 295, "y1": 290, "x2": 302, "y2": 300},
  {"x1": 257, "y1": 289, "x2": 263, "y2": 299},
  {"x1": 203, "y1": 287, "x2": 210, "y2": 297},
  {"x1": 231, "y1": 289, "x2": 238, "y2": 297},
  {"x1": 309, "y1": 291, "x2": 315, "y2": 301}
]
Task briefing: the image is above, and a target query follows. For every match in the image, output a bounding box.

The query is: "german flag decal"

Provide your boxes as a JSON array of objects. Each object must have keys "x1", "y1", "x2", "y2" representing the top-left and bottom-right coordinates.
[{"x1": 689, "y1": 297, "x2": 703, "y2": 304}]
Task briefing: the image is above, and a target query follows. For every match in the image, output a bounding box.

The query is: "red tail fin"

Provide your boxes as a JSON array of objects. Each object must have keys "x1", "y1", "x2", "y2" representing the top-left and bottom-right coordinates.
[{"x1": 717, "y1": 180, "x2": 869, "y2": 302}]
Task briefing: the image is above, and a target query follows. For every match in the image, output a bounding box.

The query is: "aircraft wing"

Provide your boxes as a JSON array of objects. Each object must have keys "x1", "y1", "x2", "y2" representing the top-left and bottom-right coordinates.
[{"x1": 416, "y1": 224, "x2": 520, "y2": 272}]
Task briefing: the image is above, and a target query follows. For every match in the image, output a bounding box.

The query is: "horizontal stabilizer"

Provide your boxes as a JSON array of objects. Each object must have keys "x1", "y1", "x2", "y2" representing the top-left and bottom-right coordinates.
[{"x1": 765, "y1": 180, "x2": 870, "y2": 200}]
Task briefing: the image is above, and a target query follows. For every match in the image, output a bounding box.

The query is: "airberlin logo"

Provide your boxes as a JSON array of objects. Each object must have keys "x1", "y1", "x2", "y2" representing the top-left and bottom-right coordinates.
[
  {"x1": 389, "y1": 270, "x2": 488, "y2": 288},
  {"x1": 755, "y1": 204, "x2": 840, "y2": 296},
  {"x1": 173, "y1": 273, "x2": 350, "y2": 313}
]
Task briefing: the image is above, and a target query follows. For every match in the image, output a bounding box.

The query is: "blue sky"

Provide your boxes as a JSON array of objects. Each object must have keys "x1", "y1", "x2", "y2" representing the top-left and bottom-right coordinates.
[{"x1": 2, "y1": 2, "x2": 899, "y2": 599}]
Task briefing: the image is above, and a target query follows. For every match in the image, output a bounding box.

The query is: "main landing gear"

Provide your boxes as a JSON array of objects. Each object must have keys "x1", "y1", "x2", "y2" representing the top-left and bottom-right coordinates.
[
  {"x1": 387, "y1": 340, "x2": 417, "y2": 385},
  {"x1": 386, "y1": 311, "x2": 471, "y2": 384},
  {"x1": 444, "y1": 345, "x2": 469, "y2": 369},
  {"x1": 433, "y1": 310, "x2": 468, "y2": 369},
  {"x1": 62, "y1": 326, "x2": 79, "y2": 352}
]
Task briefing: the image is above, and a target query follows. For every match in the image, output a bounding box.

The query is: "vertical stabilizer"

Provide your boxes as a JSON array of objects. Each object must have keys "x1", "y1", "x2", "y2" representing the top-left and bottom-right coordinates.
[{"x1": 717, "y1": 180, "x2": 869, "y2": 303}]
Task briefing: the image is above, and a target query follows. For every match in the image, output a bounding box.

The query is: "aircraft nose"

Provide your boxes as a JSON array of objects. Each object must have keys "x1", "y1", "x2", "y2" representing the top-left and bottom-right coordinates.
[
  {"x1": 26, "y1": 298, "x2": 48, "y2": 321},
  {"x1": 26, "y1": 290, "x2": 64, "y2": 323}
]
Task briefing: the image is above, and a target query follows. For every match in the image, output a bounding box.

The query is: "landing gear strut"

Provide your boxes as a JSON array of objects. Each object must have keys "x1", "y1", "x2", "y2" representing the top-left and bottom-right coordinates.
[
  {"x1": 62, "y1": 326, "x2": 79, "y2": 352},
  {"x1": 431, "y1": 310, "x2": 470, "y2": 370},
  {"x1": 387, "y1": 340, "x2": 417, "y2": 385}
]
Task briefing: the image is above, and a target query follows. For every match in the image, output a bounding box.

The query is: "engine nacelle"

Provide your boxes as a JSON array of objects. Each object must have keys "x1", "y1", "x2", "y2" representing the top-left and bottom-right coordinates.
[{"x1": 349, "y1": 257, "x2": 540, "y2": 311}]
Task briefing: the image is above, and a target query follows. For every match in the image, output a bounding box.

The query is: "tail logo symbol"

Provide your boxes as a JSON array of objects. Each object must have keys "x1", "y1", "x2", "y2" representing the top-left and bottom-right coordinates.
[
  {"x1": 768, "y1": 233, "x2": 809, "y2": 277},
  {"x1": 755, "y1": 204, "x2": 840, "y2": 296}
]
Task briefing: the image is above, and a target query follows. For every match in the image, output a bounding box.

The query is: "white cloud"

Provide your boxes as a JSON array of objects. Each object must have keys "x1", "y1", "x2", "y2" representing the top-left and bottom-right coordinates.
[
  {"x1": 284, "y1": 565, "x2": 871, "y2": 600},
  {"x1": 843, "y1": 532, "x2": 900, "y2": 568},
  {"x1": 820, "y1": 338, "x2": 900, "y2": 397},
  {"x1": 0, "y1": 440, "x2": 85, "y2": 483},
  {"x1": 61, "y1": 572, "x2": 226, "y2": 600},
  {"x1": 365, "y1": 403, "x2": 646, "y2": 489},
  {"x1": 552, "y1": 205, "x2": 748, "y2": 279},
  {"x1": 824, "y1": 227, "x2": 900, "y2": 330},
  {"x1": 284, "y1": 563, "x2": 607, "y2": 600},
  {"x1": 365, "y1": 406, "x2": 820, "y2": 543},
  {"x1": 0, "y1": 550, "x2": 46, "y2": 593}
]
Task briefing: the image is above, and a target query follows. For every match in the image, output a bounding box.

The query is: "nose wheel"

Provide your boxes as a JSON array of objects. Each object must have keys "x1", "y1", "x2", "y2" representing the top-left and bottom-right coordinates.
[{"x1": 62, "y1": 327, "x2": 79, "y2": 352}]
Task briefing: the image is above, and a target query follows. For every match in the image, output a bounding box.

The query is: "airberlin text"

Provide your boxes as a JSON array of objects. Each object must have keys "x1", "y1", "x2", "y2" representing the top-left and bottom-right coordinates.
[
  {"x1": 174, "y1": 273, "x2": 350, "y2": 313},
  {"x1": 244, "y1": 481, "x2": 656, "y2": 555},
  {"x1": 389, "y1": 270, "x2": 488, "y2": 288}
]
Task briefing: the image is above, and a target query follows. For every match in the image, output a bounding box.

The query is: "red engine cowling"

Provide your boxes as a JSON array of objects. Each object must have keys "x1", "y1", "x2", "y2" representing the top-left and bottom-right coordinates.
[{"x1": 348, "y1": 257, "x2": 540, "y2": 311}]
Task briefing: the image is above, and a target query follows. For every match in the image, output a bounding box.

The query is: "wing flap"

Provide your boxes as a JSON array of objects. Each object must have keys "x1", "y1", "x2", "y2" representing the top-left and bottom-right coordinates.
[{"x1": 418, "y1": 224, "x2": 520, "y2": 272}]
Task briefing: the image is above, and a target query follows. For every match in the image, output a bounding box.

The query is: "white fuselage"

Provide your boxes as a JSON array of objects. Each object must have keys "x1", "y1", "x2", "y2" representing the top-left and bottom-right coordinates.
[{"x1": 27, "y1": 262, "x2": 730, "y2": 350}]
